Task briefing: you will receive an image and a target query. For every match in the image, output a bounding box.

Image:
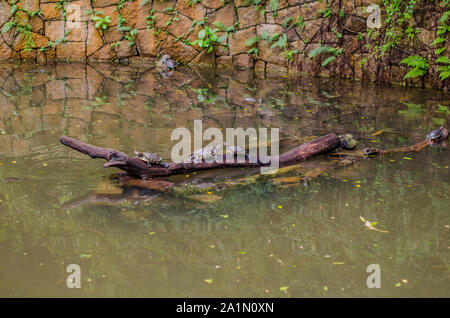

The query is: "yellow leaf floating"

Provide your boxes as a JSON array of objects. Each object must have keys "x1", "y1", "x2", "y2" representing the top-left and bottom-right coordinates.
[
  {"x1": 371, "y1": 130, "x2": 385, "y2": 136},
  {"x1": 360, "y1": 216, "x2": 389, "y2": 233}
]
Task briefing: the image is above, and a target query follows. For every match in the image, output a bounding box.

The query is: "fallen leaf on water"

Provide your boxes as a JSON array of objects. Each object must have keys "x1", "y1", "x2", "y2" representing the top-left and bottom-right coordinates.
[
  {"x1": 279, "y1": 286, "x2": 289, "y2": 291},
  {"x1": 371, "y1": 130, "x2": 385, "y2": 136},
  {"x1": 360, "y1": 216, "x2": 389, "y2": 233}
]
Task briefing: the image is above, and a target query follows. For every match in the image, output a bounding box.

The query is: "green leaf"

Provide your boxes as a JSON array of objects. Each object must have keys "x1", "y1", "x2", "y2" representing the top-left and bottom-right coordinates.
[
  {"x1": 225, "y1": 26, "x2": 235, "y2": 34},
  {"x1": 431, "y1": 37, "x2": 445, "y2": 45},
  {"x1": 1, "y1": 22, "x2": 14, "y2": 34},
  {"x1": 213, "y1": 21, "x2": 225, "y2": 30},
  {"x1": 440, "y1": 11, "x2": 450, "y2": 24},
  {"x1": 245, "y1": 36, "x2": 260, "y2": 47},
  {"x1": 118, "y1": 26, "x2": 131, "y2": 32},
  {"x1": 269, "y1": 0, "x2": 279, "y2": 13},
  {"x1": 436, "y1": 56, "x2": 450, "y2": 64},
  {"x1": 217, "y1": 35, "x2": 227, "y2": 44},
  {"x1": 260, "y1": 31, "x2": 269, "y2": 41},
  {"x1": 435, "y1": 47, "x2": 446, "y2": 55},
  {"x1": 248, "y1": 47, "x2": 259, "y2": 57},
  {"x1": 400, "y1": 55, "x2": 429, "y2": 71},
  {"x1": 438, "y1": 69, "x2": 450, "y2": 81},
  {"x1": 270, "y1": 33, "x2": 281, "y2": 41},
  {"x1": 282, "y1": 17, "x2": 292, "y2": 28},
  {"x1": 10, "y1": 4, "x2": 18, "y2": 15},
  {"x1": 210, "y1": 34, "x2": 218, "y2": 42},
  {"x1": 321, "y1": 56, "x2": 336, "y2": 66},
  {"x1": 308, "y1": 45, "x2": 335, "y2": 59},
  {"x1": 198, "y1": 29, "x2": 206, "y2": 39},
  {"x1": 403, "y1": 68, "x2": 426, "y2": 79}
]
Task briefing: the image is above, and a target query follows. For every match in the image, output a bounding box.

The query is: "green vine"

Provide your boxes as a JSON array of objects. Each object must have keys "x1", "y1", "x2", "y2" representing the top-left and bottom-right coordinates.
[{"x1": 1, "y1": 0, "x2": 43, "y2": 53}]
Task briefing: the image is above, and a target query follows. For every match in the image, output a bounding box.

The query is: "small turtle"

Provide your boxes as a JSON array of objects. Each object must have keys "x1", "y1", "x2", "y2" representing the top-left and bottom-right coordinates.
[
  {"x1": 224, "y1": 144, "x2": 248, "y2": 159},
  {"x1": 363, "y1": 147, "x2": 379, "y2": 156},
  {"x1": 426, "y1": 126, "x2": 445, "y2": 142},
  {"x1": 339, "y1": 134, "x2": 357, "y2": 150},
  {"x1": 134, "y1": 150, "x2": 169, "y2": 168},
  {"x1": 187, "y1": 146, "x2": 218, "y2": 163}
]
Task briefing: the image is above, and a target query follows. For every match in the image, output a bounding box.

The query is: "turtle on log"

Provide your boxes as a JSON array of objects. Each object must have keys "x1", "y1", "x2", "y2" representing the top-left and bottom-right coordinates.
[
  {"x1": 185, "y1": 143, "x2": 249, "y2": 163},
  {"x1": 426, "y1": 126, "x2": 447, "y2": 143},
  {"x1": 134, "y1": 151, "x2": 169, "y2": 168}
]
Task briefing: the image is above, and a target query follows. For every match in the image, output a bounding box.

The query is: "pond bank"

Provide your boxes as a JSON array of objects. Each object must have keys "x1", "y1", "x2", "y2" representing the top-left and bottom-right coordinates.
[{"x1": 0, "y1": 1, "x2": 448, "y2": 90}]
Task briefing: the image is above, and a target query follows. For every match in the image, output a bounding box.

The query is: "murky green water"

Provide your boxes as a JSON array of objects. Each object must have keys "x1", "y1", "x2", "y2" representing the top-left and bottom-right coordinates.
[{"x1": 0, "y1": 61, "x2": 448, "y2": 297}]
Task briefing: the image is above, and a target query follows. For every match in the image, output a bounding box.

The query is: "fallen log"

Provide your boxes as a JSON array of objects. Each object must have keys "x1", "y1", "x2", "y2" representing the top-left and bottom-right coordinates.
[
  {"x1": 60, "y1": 127, "x2": 448, "y2": 210},
  {"x1": 59, "y1": 133, "x2": 342, "y2": 179}
]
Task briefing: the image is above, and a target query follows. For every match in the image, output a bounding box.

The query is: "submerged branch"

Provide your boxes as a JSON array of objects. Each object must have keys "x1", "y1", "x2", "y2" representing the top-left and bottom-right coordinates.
[{"x1": 330, "y1": 127, "x2": 448, "y2": 158}]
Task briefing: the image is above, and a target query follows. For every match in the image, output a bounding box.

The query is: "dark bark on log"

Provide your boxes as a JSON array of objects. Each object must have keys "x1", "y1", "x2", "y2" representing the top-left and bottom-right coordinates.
[
  {"x1": 279, "y1": 133, "x2": 342, "y2": 164},
  {"x1": 59, "y1": 133, "x2": 342, "y2": 178}
]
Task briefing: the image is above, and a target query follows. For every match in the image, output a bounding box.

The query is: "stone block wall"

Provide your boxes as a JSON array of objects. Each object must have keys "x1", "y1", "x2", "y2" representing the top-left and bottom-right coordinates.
[{"x1": 0, "y1": 0, "x2": 448, "y2": 88}]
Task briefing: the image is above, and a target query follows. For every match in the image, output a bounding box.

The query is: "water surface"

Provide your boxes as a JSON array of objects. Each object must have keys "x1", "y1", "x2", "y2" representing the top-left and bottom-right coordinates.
[{"x1": 0, "y1": 61, "x2": 448, "y2": 297}]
